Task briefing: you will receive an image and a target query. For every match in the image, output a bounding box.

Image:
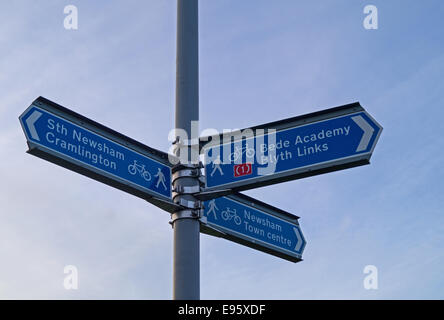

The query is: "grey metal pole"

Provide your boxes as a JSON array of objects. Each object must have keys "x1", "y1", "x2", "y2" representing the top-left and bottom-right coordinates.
[{"x1": 172, "y1": 0, "x2": 200, "y2": 300}]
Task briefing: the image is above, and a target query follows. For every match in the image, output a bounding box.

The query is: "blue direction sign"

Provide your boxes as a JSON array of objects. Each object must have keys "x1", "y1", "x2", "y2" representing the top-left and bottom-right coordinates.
[
  {"x1": 201, "y1": 194, "x2": 306, "y2": 262},
  {"x1": 19, "y1": 97, "x2": 173, "y2": 205},
  {"x1": 201, "y1": 102, "x2": 382, "y2": 192}
]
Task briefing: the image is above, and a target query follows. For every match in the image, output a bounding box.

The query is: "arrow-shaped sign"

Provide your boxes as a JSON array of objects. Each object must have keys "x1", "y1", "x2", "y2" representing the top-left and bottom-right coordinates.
[
  {"x1": 201, "y1": 193, "x2": 306, "y2": 262},
  {"x1": 201, "y1": 102, "x2": 382, "y2": 192},
  {"x1": 19, "y1": 97, "x2": 179, "y2": 212}
]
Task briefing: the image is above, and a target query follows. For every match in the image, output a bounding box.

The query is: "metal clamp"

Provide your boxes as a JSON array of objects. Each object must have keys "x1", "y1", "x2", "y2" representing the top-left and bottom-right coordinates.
[
  {"x1": 172, "y1": 136, "x2": 199, "y2": 147},
  {"x1": 172, "y1": 169, "x2": 200, "y2": 184},
  {"x1": 172, "y1": 185, "x2": 201, "y2": 199},
  {"x1": 169, "y1": 209, "x2": 200, "y2": 225},
  {"x1": 172, "y1": 162, "x2": 202, "y2": 173},
  {"x1": 173, "y1": 185, "x2": 200, "y2": 194},
  {"x1": 171, "y1": 137, "x2": 198, "y2": 159},
  {"x1": 174, "y1": 198, "x2": 201, "y2": 210}
]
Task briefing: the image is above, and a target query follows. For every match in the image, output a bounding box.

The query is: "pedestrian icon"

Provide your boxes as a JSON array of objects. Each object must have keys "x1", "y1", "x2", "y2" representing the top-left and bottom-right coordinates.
[
  {"x1": 210, "y1": 156, "x2": 224, "y2": 177},
  {"x1": 155, "y1": 167, "x2": 167, "y2": 191},
  {"x1": 206, "y1": 199, "x2": 218, "y2": 220}
]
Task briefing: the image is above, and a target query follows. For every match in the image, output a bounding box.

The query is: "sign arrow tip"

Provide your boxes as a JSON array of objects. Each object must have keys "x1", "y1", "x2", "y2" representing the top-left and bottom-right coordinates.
[
  {"x1": 352, "y1": 115, "x2": 374, "y2": 152},
  {"x1": 25, "y1": 110, "x2": 42, "y2": 141},
  {"x1": 293, "y1": 227, "x2": 304, "y2": 253}
]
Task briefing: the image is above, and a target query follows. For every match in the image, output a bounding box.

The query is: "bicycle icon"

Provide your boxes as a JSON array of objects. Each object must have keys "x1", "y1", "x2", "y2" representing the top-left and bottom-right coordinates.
[
  {"x1": 128, "y1": 160, "x2": 152, "y2": 181},
  {"x1": 229, "y1": 145, "x2": 255, "y2": 162},
  {"x1": 221, "y1": 208, "x2": 242, "y2": 225}
]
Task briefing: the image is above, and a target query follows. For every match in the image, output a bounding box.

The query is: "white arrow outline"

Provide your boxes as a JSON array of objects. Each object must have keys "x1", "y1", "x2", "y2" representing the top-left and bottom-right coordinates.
[
  {"x1": 26, "y1": 110, "x2": 42, "y2": 141},
  {"x1": 293, "y1": 226, "x2": 305, "y2": 253},
  {"x1": 352, "y1": 115, "x2": 374, "y2": 152}
]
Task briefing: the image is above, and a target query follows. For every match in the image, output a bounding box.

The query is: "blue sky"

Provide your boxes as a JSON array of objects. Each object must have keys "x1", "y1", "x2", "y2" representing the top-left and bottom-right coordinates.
[{"x1": 0, "y1": 0, "x2": 443, "y2": 299}]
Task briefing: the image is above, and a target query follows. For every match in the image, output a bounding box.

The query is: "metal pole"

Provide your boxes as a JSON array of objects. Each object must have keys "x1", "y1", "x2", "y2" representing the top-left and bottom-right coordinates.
[{"x1": 172, "y1": 0, "x2": 200, "y2": 300}]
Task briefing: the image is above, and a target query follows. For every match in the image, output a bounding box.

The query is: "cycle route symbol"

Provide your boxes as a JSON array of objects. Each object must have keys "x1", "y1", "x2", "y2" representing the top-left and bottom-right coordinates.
[
  {"x1": 205, "y1": 200, "x2": 242, "y2": 226},
  {"x1": 128, "y1": 160, "x2": 152, "y2": 181},
  {"x1": 221, "y1": 208, "x2": 242, "y2": 225},
  {"x1": 229, "y1": 145, "x2": 255, "y2": 162}
]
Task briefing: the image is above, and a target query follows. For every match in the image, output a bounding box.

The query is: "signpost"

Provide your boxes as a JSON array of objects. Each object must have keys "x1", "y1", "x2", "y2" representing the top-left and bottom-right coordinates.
[
  {"x1": 201, "y1": 193, "x2": 306, "y2": 262},
  {"x1": 201, "y1": 102, "x2": 382, "y2": 192},
  {"x1": 18, "y1": 1, "x2": 383, "y2": 300},
  {"x1": 19, "y1": 97, "x2": 177, "y2": 212},
  {"x1": 172, "y1": 0, "x2": 200, "y2": 300}
]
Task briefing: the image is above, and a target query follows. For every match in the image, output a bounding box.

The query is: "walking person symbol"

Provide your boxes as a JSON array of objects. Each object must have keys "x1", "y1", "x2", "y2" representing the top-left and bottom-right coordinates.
[
  {"x1": 154, "y1": 167, "x2": 167, "y2": 191},
  {"x1": 210, "y1": 156, "x2": 224, "y2": 177},
  {"x1": 207, "y1": 199, "x2": 218, "y2": 220}
]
